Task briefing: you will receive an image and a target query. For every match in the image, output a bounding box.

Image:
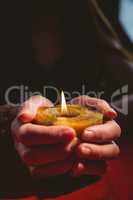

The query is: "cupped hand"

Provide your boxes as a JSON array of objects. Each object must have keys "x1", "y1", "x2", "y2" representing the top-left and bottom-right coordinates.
[
  {"x1": 11, "y1": 95, "x2": 121, "y2": 178},
  {"x1": 11, "y1": 96, "x2": 78, "y2": 178},
  {"x1": 70, "y1": 96, "x2": 121, "y2": 177}
]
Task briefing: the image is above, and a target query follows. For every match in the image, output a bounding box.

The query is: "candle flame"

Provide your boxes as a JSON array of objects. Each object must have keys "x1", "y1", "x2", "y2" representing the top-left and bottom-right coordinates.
[{"x1": 61, "y1": 91, "x2": 68, "y2": 114}]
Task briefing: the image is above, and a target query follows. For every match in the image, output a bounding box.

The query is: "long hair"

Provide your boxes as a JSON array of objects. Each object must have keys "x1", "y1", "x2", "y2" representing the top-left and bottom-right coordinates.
[{"x1": 89, "y1": 0, "x2": 133, "y2": 61}]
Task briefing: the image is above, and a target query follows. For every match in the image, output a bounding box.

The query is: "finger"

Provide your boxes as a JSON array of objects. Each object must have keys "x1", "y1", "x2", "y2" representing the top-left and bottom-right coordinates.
[
  {"x1": 70, "y1": 96, "x2": 117, "y2": 119},
  {"x1": 18, "y1": 138, "x2": 79, "y2": 165},
  {"x1": 29, "y1": 159, "x2": 74, "y2": 178},
  {"x1": 18, "y1": 95, "x2": 53, "y2": 123},
  {"x1": 70, "y1": 160, "x2": 107, "y2": 177},
  {"x1": 12, "y1": 121, "x2": 76, "y2": 146},
  {"x1": 82, "y1": 120, "x2": 121, "y2": 142},
  {"x1": 76, "y1": 142, "x2": 120, "y2": 160},
  {"x1": 17, "y1": 143, "x2": 72, "y2": 166}
]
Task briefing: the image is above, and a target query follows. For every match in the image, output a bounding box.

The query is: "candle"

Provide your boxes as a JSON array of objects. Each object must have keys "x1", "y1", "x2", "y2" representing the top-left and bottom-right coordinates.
[
  {"x1": 34, "y1": 92, "x2": 104, "y2": 135},
  {"x1": 61, "y1": 91, "x2": 68, "y2": 115}
]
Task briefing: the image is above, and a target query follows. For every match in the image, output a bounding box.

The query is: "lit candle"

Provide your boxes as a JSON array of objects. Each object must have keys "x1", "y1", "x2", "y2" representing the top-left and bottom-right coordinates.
[
  {"x1": 34, "y1": 93, "x2": 104, "y2": 135},
  {"x1": 61, "y1": 91, "x2": 68, "y2": 115}
]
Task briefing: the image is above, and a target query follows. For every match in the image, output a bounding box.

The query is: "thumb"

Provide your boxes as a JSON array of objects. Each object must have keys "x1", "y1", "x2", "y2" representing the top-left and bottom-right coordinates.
[
  {"x1": 70, "y1": 96, "x2": 117, "y2": 119},
  {"x1": 18, "y1": 95, "x2": 53, "y2": 123}
]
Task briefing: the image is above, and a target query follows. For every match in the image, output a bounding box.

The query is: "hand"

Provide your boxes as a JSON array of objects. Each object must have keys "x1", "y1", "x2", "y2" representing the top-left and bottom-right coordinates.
[
  {"x1": 70, "y1": 96, "x2": 121, "y2": 177},
  {"x1": 11, "y1": 96, "x2": 78, "y2": 178}
]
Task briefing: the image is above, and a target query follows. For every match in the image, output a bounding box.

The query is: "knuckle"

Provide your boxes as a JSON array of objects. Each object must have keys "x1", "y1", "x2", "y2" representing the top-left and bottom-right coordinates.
[
  {"x1": 29, "y1": 95, "x2": 43, "y2": 101},
  {"x1": 96, "y1": 99, "x2": 103, "y2": 108},
  {"x1": 105, "y1": 121, "x2": 122, "y2": 140},
  {"x1": 77, "y1": 144, "x2": 92, "y2": 157},
  {"x1": 23, "y1": 123, "x2": 31, "y2": 133},
  {"x1": 101, "y1": 143, "x2": 120, "y2": 160},
  {"x1": 98, "y1": 99, "x2": 106, "y2": 105},
  {"x1": 18, "y1": 123, "x2": 31, "y2": 142},
  {"x1": 116, "y1": 124, "x2": 122, "y2": 138},
  {"x1": 11, "y1": 119, "x2": 22, "y2": 141},
  {"x1": 110, "y1": 143, "x2": 120, "y2": 158},
  {"x1": 28, "y1": 95, "x2": 44, "y2": 106},
  {"x1": 77, "y1": 95, "x2": 88, "y2": 104},
  {"x1": 100, "y1": 99, "x2": 106, "y2": 104},
  {"x1": 113, "y1": 144, "x2": 120, "y2": 156},
  {"x1": 112, "y1": 121, "x2": 122, "y2": 139}
]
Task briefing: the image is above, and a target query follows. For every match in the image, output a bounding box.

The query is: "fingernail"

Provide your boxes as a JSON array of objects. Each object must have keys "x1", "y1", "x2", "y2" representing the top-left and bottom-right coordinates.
[
  {"x1": 64, "y1": 129, "x2": 76, "y2": 140},
  {"x1": 106, "y1": 111, "x2": 117, "y2": 119},
  {"x1": 18, "y1": 112, "x2": 33, "y2": 122},
  {"x1": 83, "y1": 130, "x2": 94, "y2": 140},
  {"x1": 81, "y1": 147, "x2": 91, "y2": 155}
]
